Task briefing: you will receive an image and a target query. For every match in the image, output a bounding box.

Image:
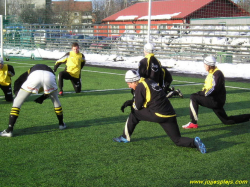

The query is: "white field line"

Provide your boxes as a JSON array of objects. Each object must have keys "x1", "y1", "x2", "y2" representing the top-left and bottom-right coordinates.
[
  {"x1": 2, "y1": 61, "x2": 250, "y2": 99},
  {"x1": 82, "y1": 69, "x2": 124, "y2": 76},
  {"x1": 81, "y1": 70, "x2": 250, "y2": 91},
  {"x1": 174, "y1": 83, "x2": 250, "y2": 91},
  {"x1": 0, "y1": 88, "x2": 130, "y2": 99},
  {"x1": 2, "y1": 82, "x2": 249, "y2": 99}
]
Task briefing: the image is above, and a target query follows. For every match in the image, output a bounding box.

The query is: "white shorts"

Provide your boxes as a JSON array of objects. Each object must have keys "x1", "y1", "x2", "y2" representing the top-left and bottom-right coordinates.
[{"x1": 21, "y1": 70, "x2": 58, "y2": 94}]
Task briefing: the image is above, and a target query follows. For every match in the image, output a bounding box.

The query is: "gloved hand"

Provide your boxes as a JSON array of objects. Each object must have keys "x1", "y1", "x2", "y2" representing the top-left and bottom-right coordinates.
[
  {"x1": 34, "y1": 94, "x2": 49, "y2": 104},
  {"x1": 121, "y1": 100, "x2": 134, "y2": 113}
]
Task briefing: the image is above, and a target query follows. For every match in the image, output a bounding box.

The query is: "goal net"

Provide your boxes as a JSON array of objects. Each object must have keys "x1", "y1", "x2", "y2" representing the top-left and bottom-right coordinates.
[{"x1": 1, "y1": 15, "x2": 43, "y2": 61}]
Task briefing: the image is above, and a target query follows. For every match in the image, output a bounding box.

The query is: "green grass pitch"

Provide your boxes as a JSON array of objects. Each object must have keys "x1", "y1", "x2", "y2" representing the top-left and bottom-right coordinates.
[{"x1": 0, "y1": 58, "x2": 249, "y2": 186}]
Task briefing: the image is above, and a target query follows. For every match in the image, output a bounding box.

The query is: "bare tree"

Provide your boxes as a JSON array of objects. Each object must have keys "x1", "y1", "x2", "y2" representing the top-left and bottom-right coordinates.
[
  {"x1": 236, "y1": 0, "x2": 250, "y2": 12},
  {"x1": 52, "y1": 0, "x2": 74, "y2": 25},
  {"x1": 92, "y1": 0, "x2": 135, "y2": 23},
  {"x1": 19, "y1": 7, "x2": 53, "y2": 24},
  {"x1": 92, "y1": 0, "x2": 106, "y2": 23},
  {"x1": 0, "y1": 0, "x2": 5, "y2": 15},
  {"x1": 6, "y1": 0, "x2": 20, "y2": 16},
  {"x1": 19, "y1": 8, "x2": 37, "y2": 23},
  {"x1": 2, "y1": 0, "x2": 53, "y2": 24}
]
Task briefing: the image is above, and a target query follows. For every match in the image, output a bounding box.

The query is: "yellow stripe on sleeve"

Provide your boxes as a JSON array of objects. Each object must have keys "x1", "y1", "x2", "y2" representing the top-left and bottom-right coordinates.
[{"x1": 155, "y1": 113, "x2": 176, "y2": 118}]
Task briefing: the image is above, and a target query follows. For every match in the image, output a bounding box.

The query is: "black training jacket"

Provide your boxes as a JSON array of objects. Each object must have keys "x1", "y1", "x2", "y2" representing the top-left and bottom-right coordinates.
[
  {"x1": 133, "y1": 78, "x2": 176, "y2": 118},
  {"x1": 138, "y1": 53, "x2": 162, "y2": 84}
]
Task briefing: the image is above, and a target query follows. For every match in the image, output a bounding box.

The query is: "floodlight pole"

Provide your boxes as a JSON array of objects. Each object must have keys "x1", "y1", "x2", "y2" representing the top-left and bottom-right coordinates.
[
  {"x1": 5, "y1": 0, "x2": 7, "y2": 17},
  {"x1": 147, "y1": 0, "x2": 152, "y2": 44}
]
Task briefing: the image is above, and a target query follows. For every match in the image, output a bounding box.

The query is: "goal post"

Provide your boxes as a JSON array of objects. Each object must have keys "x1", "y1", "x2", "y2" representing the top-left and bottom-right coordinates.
[
  {"x1": 0, "y1": 15, "x2": 44, "y2": 61},
  {"x1": 0, "y1": 15, "x2": 3, "y2": 59}
]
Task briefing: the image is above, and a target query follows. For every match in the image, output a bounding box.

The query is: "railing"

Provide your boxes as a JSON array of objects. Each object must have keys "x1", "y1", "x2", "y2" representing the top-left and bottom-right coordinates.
[{"x1": 3, "y1": 23, "x2": 250, "y2": 63}]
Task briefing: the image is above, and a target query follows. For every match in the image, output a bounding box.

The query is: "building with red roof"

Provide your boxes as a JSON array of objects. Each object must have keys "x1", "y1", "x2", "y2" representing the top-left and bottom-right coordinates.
[
  {"x1": 103, "y1": 0, "x2": 249, "y2": 24},
  {"x1": 95, "y1": 0, "x2": 250, "y2": 36}
]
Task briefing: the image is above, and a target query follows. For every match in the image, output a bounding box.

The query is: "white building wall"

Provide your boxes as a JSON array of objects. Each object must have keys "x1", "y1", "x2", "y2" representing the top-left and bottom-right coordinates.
[{"x1": 191, "y1": 17, "x2": 250, "y2": 25}]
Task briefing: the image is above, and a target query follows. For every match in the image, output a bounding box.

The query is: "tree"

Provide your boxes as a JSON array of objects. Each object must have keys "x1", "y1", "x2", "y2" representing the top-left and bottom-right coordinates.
[
  {"x1": 19, "y1": 7, "x2": 54, "y2": 24},
  {"x1": 52, "y1": 0, "x2": 74, "y2": 25},
  {"x1": 2, "y1": 0, "x2": 54, "y2": 24},
  {"x1": 19, "y1": 8, "x2": 37, "y2": 24},
  {"x1": 0, "y1": 0, "x2": 5, "y2": 15},
  {"x1": 236, "y1": 0, "x2": 250, "y2": 12},
  {"x1": 92, "y1": 0, "x2": 135, "y2": 23},
  {"x1": 6, "y1": 0, "x2": 20, "y2": 16},
  {"x1": 92, "y1": 0, "x2": 106, "y2": 23}
]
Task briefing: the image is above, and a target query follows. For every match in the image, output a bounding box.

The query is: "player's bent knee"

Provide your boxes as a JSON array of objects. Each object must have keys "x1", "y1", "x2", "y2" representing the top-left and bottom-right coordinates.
[{"x1": 190, "y1": 93, "x2": 197, "y2": 100}]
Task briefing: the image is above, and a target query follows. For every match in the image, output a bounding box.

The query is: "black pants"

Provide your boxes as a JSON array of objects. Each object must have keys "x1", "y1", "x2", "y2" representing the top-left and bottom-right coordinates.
[
  {"x1": 122, "y1": 108, "x2": 196, "y2": 148},
  {"x1": 58, "y1": 71, "x2": 81, "y2": 93},
  {"x1": 0, "y1": 84, "x2": 13, "y2": 102},
  {"x1": 190, "y1": 93, "x2": 250, "y2": 125}
]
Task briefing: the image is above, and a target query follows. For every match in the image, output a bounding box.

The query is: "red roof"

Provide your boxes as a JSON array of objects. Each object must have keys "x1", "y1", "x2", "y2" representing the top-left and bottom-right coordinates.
[{"x1": 103, "y1": 0, "x2": 239, "y2": 21}]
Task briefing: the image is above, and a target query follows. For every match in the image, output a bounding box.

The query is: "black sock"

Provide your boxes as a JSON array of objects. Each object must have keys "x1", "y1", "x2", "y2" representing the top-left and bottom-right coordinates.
[
  {"x1": 6, "y1": 125, "x2": 13, "y2": 133},
  {"x1": 7, "y1": 109, "x2": 20, "y2": 132},
  {"x1": 54, "y1": 107, "x2": 64, "y2": 125}
]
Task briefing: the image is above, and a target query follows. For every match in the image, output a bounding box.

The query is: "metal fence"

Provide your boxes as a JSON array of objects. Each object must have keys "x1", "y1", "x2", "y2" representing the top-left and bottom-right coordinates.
[{"x1": 3, "y1": 23, "x2": 250, "y2": 63}]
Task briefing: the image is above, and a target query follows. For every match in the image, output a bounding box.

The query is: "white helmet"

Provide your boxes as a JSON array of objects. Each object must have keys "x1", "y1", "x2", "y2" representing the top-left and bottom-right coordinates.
[
  {"x1": 125, "y1": 69, "x2": 140, "y2": 82},
  {"x1": 204, "y1": 56, "x2": 216, "y2": 66},
  {"x1": 144, "y1": 43, "x2": 154, "y2": 53}
]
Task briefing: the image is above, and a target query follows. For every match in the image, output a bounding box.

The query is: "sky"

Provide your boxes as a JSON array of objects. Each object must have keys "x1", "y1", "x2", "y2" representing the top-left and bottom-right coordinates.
[{"x1": 4, "y1": 48, "x2": 250, "y2": 81}]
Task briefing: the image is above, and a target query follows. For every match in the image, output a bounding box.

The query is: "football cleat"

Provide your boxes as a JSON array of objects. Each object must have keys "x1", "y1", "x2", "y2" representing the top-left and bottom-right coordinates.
[
  {"x1": 176, "y1": 89, "x2": 183, "y2": 98},
  {"x1": 170, "y1": 86, "x2": 175, "y2": 91},
  {"x1": 166, "y1": 91, "x2": 175, "y2": 98},
  {"x1": 0, "y1": 130, "x2": 13, "y2": 137},
  {"x1": 113, "y1": 136, "x2": 130, "y2": 143},
  {"x1": 59, "y1": 123, "x2": 66, "y2": 130},
  {"x1": 194, "y1": 137, "x2": 206, "y2": 154},
  {"x1": 182, "y1": 122, "x2": 198, "y2": 129},
  {"x1": 58, "y1": 91, "x2": 63, "y2": 96}
]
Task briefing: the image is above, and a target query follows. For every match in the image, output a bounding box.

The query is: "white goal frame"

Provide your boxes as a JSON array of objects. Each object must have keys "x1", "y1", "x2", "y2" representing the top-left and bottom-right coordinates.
[{"x1": 0, "y1": 15, "x2": 3, "y2": 58}]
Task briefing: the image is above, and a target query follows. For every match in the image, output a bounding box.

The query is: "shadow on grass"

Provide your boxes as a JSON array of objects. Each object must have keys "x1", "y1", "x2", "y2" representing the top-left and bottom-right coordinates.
[
  {"x1": 131, "y1": 135, "x2": 168, "y2": 143},
  {"x1": 0, "y1": 99, "x2": 13, "y2": 105},
  {"x1": 12, "y1": 114, "x2": 127, "y2": 137},
  {"x1": 129, "y1": 122, "x2": 249, "y2": 154},
  {"x1": 204, "y1": 122, "x2": 249, "y2": 152},
  {"x1": 9, "y1": 105, "x2": 250, "y2": 155},
  {"x1": 181, "y1": 122, "x2": 249, "y2": 153}
]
